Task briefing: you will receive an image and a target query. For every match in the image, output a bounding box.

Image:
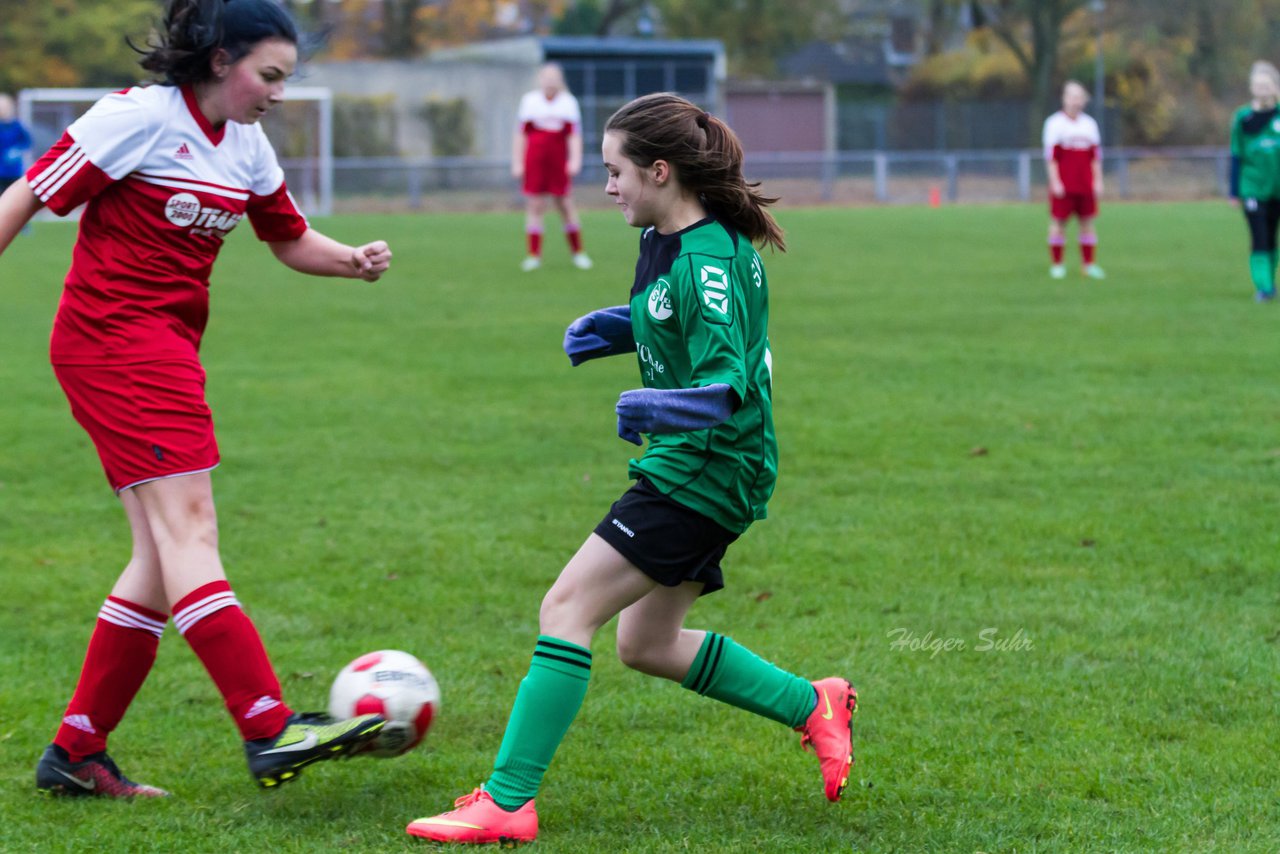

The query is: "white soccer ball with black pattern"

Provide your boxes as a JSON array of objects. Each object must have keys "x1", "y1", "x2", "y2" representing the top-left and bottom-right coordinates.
[{"x1": 329, "y1": 649, "x2": 441, "y2": 757}]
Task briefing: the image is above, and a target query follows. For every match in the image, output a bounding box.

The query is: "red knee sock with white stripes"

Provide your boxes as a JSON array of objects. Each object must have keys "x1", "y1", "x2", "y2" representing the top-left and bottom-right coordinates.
[
  {"x1": 1080, "y1": 234, "x2": 1097, "y2": 265},
  {"x1": 54, "y1": 597, "x2": 167, "y2": 761},
  {"x1": 1049, "y1": 235, "x2": 1065, "y2": 264},
  {"x1": 173, "y1": 581, "x2": 292, "y2": 741},
  {"x1": 565, "y1": 224, "x2": 583, "y2": 254}
]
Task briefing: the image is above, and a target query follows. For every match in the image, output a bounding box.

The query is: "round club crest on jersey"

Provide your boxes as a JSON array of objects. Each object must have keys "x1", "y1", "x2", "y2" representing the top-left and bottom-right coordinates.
[
  {"x1": 648, "y1": 279, "x2": 673, "y2": 320},
  {"x1": 164, "y1": 192, "x2": 202, "y2": 228}
]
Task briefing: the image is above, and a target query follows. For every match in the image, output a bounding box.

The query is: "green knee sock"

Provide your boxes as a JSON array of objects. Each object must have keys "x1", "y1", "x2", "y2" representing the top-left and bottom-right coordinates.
[
  {"x1": 1249, "y1": 251, "x2": 1275, "y2": 295},
  {"x1": 484, "y1": 636, "x2": 592, "y2": 810},
  {"x1": 680, "y1": 632, "x2": 816, "y2": 729}
]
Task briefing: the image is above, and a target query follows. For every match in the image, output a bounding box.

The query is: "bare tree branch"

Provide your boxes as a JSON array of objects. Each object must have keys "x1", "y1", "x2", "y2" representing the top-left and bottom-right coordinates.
[{"x1": 977, "y1": 1, "x2": 1031, "y2": 72}]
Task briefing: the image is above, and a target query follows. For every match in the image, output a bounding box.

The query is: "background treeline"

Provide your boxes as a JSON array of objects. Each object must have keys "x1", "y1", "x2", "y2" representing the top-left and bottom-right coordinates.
[{"x1": 2, "y1": 0, "x2": 1274, "y2": 146}]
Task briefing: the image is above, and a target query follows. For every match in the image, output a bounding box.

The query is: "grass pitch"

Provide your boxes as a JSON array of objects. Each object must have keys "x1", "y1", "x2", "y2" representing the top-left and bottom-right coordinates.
[{"x1": 1, "y1": 202, "x2": 1278, "y2": 853}]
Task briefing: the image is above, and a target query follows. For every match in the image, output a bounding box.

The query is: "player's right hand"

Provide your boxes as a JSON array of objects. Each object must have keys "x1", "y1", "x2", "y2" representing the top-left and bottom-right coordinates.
[
  {"x1": 563, "y1": 306, "x2": 633, "y2": 366},
  {"x1": 352, "y1": 241, "x2": 392, "y2": 282}
]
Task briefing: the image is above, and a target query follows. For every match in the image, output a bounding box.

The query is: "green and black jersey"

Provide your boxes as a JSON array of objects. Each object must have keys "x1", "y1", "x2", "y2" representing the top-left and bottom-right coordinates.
[
  {"x1": 626, "y1": 217, "x2": 777, "y2": 534},
  {"x1": 1230, "y1": 105, "x2": 1280, "y2": 199}
]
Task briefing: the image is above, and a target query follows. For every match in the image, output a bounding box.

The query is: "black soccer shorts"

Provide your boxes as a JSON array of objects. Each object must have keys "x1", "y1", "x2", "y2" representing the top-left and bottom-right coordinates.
[{"x1": 593, "y1": 477, "x2": 739, "y2": 595}]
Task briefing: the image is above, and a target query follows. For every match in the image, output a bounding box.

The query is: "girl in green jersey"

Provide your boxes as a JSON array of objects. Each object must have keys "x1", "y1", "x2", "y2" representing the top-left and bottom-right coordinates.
[
  {"x1": 405, "y1": 93, "x2": 857, "y2": 846},
  {"x1": 1229, "y1": 60, "x2": 1280, "y2": 301}
]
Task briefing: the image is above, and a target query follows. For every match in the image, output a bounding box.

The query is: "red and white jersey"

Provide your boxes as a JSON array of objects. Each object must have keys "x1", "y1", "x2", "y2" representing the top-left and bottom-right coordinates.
[
  {"x1": 1043, "y1": 110, "x2": 1101, "y2": 195},
  {"x1": 27, "y1": 84, "x2": 309, "y2": 365},
  {"x1": 518, "y1": 89, "x2": 580, "y2": 173},
  {"x1": 517, "y1": 89, "x2": 581, "y2": 136}
]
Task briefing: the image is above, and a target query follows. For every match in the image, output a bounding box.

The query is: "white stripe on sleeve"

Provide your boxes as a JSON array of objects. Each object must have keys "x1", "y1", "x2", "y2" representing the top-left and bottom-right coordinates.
[{"x1": 30, "y1": 144, "x2": 89, "y2": 201}]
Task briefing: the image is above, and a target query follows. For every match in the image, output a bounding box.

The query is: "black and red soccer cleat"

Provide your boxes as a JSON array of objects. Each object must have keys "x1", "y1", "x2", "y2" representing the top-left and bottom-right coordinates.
[{"x1": 36, "y1": 743, "x2": 169, "y2": 798}]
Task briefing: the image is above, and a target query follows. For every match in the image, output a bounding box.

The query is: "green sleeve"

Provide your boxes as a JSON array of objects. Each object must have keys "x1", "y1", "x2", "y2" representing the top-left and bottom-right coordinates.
[
  {"x1": 673, "y1": 253, "x2": 747, "y2": 400},
  {"x1": 1231, "y1": 111, "x2": 1242, "y2": 157}
]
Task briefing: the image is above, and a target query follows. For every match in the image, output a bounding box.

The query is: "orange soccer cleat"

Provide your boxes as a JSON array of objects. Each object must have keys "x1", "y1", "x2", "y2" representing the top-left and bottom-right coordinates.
[
  {"x1": 797, "y1": 677, "x2": 858, "y2": 802},
  {"x1": 406, "y1": 788, "x2": 539, "y2": 846}
]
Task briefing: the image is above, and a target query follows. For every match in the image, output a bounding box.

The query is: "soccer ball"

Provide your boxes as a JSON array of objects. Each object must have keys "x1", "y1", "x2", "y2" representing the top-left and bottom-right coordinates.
[{"x1": 329, "y1": 649, "x2": 441, "y2": 757}]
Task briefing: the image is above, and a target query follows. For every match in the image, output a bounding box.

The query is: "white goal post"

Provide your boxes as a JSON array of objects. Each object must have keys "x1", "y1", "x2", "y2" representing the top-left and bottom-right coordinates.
[{"x1": 17, "y1": 85, "x2": 333, "y2": 216}]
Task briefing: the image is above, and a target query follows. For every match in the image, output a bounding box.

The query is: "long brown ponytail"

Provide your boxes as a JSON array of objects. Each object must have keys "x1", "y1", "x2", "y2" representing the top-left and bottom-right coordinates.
[{"x1": 605, "y1": 92, "x2": 786, "y2": 252}]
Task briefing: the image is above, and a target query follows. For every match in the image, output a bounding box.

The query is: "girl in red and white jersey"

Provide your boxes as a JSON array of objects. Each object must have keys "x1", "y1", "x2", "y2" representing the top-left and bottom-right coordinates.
[
  {"x1": 512, "y1": 63, "x2": 592, "y2": 272},
  {"x1": 0, "y1": 0, "x2": 391, "y2": 797},
  {"x1": 1043, "y1": 80, "x2": 1105, "y2": 280}
]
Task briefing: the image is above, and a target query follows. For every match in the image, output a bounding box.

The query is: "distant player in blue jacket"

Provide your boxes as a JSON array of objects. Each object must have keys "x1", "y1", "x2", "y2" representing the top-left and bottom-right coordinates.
[{"x1": 0, "y1": 93, "x2": 33, "y2": 194}]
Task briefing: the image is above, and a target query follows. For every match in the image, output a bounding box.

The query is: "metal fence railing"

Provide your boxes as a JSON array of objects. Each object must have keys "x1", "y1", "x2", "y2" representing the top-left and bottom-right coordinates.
[{"x1": 287, "y1": 145, "x2": 1232, "y2": 214}]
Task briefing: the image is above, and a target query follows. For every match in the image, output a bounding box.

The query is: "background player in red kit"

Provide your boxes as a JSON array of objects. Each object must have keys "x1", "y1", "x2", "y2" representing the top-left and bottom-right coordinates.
[
  {"x1": 0, "y1": 0, "x2": 391, "y2": 797},
  {"x1": 512, "y1": 63, "x2": 592, "y2": 272},
  {"x1": 1043, "y1": 80, "x2": 1105, "y2": 280}
]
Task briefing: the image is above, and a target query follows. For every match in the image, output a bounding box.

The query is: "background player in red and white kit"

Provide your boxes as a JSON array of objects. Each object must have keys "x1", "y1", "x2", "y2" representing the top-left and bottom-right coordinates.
[
  {"x1": 0, "y1": 0, "x2": 391, "y2": 797},
  {"x1": 512, "y1": 63, "x2": 592, "y2": 272},
  {"x1": 1043, "y1": 80, "x2": 1105, "y2": 280}
]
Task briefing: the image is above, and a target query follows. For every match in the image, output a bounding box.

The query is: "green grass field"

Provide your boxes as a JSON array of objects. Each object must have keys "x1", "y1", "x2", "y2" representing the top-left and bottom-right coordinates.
[{"x1": 1, "y1": 202, "x2": 1278, "y2": 853}]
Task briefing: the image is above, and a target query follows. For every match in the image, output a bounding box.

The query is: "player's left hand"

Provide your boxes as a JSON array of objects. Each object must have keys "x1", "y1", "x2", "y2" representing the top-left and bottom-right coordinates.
[
  {"x1": 617, "y1": 421, "x2": 644, "y2": 445},
  {"x1": 615, "y1": 384, "x2": 736, "y2": 445},
  {"x1": 616, "y1": 388, "x2": 655, "y2": 445},
  {"x1": 352, "y1": 241, "x2": 392, "y2": 282}
]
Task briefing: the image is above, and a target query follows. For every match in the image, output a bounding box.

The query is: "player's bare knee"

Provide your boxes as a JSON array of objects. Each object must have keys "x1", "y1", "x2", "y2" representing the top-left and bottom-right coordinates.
[
  {"x1": 616, "y1": 624, "x2": 680, "y2": 674},
  {"x1": 149, "y1": 500, "x2": 219, "y2": 552},
  {"x1": 180, "y1": 495, "x2": 219, "y2": 543},
  {"x1": 615, "y1": 636, "x2": 662, "y2": 673},
  {"x1": 538, "y1": 586, "x2": 586, "y2": 636}
]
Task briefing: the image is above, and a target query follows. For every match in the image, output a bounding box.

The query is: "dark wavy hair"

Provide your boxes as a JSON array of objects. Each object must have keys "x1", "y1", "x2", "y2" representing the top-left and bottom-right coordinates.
[
  {"x1": 135, "y1": 0, "x2": 300, "y2": 85},
  {"x1": 605, "y1": 92, "x2": 786, "y2": 252}
]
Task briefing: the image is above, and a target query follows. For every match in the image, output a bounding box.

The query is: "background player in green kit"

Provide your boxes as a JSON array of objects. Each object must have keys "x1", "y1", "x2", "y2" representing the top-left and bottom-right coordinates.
[
  {"x1": 404, "y1": 92, "x2": 858, "y2": 846},
  {"x1": 1229, "y1": 60, "x2": 1280, "y2": 302}
]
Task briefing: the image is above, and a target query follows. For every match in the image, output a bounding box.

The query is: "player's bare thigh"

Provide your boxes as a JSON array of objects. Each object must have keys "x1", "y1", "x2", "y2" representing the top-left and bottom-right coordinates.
[{"x1": 539, "y1": 533, "x2": 657, "y2": 646}]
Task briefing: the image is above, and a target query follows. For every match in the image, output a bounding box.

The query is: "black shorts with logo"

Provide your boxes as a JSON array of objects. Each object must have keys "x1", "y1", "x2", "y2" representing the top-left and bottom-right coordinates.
[{"x1": 593, "y1": 477, "x2": 739, "y2": 595}]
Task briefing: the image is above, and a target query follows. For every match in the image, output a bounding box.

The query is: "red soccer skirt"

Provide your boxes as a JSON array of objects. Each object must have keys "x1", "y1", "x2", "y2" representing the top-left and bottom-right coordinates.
[{"x1": 53, "y1": 360, "x2": 220, "y2": 493}]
